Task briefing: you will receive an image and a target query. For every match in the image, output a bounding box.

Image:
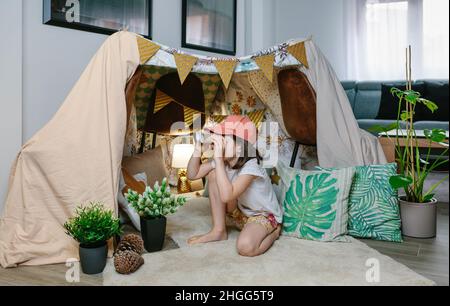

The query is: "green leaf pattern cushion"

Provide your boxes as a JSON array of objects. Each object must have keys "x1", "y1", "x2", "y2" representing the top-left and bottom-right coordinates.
[
  {"x1": 347, "y1": 164, "x2": 402, "y2": 242},
  {"x1": 277, "y1": 162, "x2": 355, "y2": 242}
]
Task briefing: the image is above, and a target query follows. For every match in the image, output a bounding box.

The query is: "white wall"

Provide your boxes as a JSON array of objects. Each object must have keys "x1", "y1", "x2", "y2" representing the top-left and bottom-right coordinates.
[
  {"x1": 0, "y1": 0, "x2": 23, "y2": 213},
  {"x1": 22, "y1": 0, "x2": 105, "y2": 142},
  {"x1": 274, "y1": 0, "x2": 347, "y2": 79}
]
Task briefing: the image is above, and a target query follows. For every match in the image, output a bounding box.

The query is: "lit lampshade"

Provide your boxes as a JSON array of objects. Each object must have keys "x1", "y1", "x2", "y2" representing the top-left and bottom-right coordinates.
[{"x1": 172, "y1": 144, "x2": 195, "y2": 169}]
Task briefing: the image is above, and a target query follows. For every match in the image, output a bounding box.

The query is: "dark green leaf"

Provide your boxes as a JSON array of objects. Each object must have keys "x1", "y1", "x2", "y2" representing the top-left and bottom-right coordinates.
[{"x1": 389, "y1": 175, "x2": 413, "y2": 189}]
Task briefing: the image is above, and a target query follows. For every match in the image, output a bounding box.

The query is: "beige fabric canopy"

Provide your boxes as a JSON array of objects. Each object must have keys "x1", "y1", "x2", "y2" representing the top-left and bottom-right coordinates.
[
  {"x1": 0, "y1": 31, "x2": 386, "y2": 268},
  {"x1": 0, "y1": 32, "x2": 140, "y2": 267}
]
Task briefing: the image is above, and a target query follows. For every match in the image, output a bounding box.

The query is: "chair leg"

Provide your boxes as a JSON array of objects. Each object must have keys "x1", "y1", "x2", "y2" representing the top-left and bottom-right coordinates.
[
  {"x1": 138, "y1": 132, "x2": 147, "y2": 154},
  {"x1": 290, "y1": 142, "x2": 300, "y2": 168},
  {"x1": 151, "y1": 133, "x2": 157, "y2": 149}
]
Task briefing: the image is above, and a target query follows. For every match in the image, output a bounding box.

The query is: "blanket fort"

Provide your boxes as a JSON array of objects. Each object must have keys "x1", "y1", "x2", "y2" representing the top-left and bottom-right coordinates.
[{"x1": 0, "y1": 31, "x2": 386, "y2": 267}]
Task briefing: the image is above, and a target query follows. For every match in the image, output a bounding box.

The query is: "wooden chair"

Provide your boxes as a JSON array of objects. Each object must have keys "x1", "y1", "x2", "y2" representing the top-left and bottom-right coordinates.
[{"x1": 278, "y1": 69, "x2": 317, "y2": 167}]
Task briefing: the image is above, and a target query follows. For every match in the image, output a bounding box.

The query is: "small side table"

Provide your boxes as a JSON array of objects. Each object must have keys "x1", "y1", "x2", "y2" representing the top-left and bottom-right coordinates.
[{"x1": 379, "y1": 129, "x2": 449, "y2": 164}]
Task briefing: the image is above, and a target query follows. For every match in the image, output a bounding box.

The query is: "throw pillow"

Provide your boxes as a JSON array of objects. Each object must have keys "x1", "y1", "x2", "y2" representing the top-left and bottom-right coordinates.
[
  {"x1": 122, "y1": 146, "x2": 169, "y2": 188},
  {"x1": 319, "y1": 163, "x2": 402, "y2": 243},
  {"x1": 348, "y1": 164, "x2": 402, "y2": 242},
  {"x1": 377, "y1": 82, "x2": 426, "y2": 120},
  {"x1": 419, "y1": 81, "x2": 449, "y2": 121},
  {"x1": 118, "y1": 172, "x2": 147, "y2": 231},
  {"x1": 277, "y1": 162, "x2": 355, "y2": 242}
]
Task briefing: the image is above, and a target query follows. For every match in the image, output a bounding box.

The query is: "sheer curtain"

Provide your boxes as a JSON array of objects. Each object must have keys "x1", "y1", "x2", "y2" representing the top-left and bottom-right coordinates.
[{"x1": 345, "y1": 0, "x2": 449, "y2": 80}]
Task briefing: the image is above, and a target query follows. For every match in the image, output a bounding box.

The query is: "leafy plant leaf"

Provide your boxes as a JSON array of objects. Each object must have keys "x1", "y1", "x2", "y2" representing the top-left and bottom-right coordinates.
[
  {"x1": 419, "y1": 98, "x2": 439, "y2": 113},
  {"x1": 368, "y1": 123, "x2": 400, "y2": 134},
  {"x1": 389, "y1": 175, "x2": 413, "y2": 190},
  {"x1": 424, "y1": 129, "x2": 447, "y2": 143}
]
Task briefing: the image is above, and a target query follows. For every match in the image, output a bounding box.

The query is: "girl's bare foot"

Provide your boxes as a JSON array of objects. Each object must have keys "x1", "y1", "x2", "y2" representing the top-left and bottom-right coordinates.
[{"x1": 188, "y1": 230, "x2": 228, "y2": 245}]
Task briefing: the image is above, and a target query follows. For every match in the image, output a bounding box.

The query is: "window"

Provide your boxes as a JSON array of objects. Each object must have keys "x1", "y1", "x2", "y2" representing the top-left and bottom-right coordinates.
[{"x1": 345, "y1": 0, "x2": 449, "y2": 80}]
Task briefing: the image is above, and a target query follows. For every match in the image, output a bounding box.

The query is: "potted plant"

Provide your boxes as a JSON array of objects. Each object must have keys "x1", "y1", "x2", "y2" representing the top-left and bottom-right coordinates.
[
  {"x1": 125, "y1": 178, "x2": 186, "y2": 252},
  {"x1": 372, "y1": 77, "x2": 448, "y2": 238},
  {"x1": 64, "y1": 202, "x2": 122, "y2": 274}
]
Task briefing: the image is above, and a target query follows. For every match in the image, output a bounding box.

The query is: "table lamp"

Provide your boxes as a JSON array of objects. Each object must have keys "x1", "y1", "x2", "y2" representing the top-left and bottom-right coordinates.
[{"x1": 172, "y1": 144, "x2": 195, "y2": 194}]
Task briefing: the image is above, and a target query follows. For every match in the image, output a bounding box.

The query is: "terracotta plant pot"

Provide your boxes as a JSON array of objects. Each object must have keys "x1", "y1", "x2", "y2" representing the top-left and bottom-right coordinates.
[
  {"x1": 140, "y1": 216, "x2": 167, "y2": 252},
  {"x1": 399, "y1": 197, "x2": 438, "y2": 239},
  {"x1": 79, "y1": 241, "x2": 108, "y2": 275}
]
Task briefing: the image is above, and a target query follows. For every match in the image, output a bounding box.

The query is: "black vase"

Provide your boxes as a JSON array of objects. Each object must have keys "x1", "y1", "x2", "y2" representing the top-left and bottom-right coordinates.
[
  {"x1": 79, "y1": 241, "x2": 108, "y2": 275},
  {"x1": 140, "y1": 216, "x2": 167, "y2": 252}
]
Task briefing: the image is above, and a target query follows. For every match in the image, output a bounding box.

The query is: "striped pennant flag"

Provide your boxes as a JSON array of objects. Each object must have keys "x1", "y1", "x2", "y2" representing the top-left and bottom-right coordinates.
[
  {"x1": 184, "y1": 107, "x2": 202, "y2": 127},
  {"x1": 247, "y1": 109, "x2": 266, "y2": 129},
  {"x1": 154, "y1": 89, "x2": 173, "y2": 114}
]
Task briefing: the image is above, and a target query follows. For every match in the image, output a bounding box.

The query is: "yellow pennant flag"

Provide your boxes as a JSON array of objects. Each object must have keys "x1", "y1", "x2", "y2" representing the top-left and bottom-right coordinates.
[
  {"x1": 287, "y1": 41, "x2": 309, "y2": 69},
  {"x1": 213, "y1": 59, "x2": 238, "y2": 89},
  {"x1": 174, "y1": 53, "x2": 198, "y2": 85},
  {"x1": 154, "y1": 89, "x2": 173, "y2": 114},
  {"x1": 247, "y1": 109, "x2": 266, "y2": 129},
  {"x1": 254, "y1": 54, "x2": 276, "y2": 82},
  {"x1": 184, "y1": 107, "x2": 201, "y2": 127},
  {"x1": 137, "y1": 36, "x2": 160, "y2": 64},
  {"x1": 209, "y1": 115, "x2": 227, "y2": 125}
]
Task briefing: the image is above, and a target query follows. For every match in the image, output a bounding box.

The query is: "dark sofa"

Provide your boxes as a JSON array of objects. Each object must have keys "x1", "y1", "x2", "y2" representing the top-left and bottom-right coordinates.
[{"x1": 341, "y1": 80, "x2": 449, "y2": 134}]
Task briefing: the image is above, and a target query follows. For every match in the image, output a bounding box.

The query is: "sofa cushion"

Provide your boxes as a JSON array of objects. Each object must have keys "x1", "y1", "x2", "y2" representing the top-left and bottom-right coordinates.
[
  {"x1": 353, "y1": 82, "x2": 383, "y2": 120},
  {"x1": 377, "y1": 82, "x2": 426, "y2": 120},
  {"x1": 342, "y1": 81, "x2": 356, "y2": 109},
  {"x1": 417, "y1": 81, "x2": 449, "y2": 121}
]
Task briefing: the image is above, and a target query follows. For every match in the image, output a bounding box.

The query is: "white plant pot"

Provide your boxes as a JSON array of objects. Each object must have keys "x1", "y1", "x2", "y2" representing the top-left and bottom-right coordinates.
[{"x1": 399, "y1": 197, "x2": 438, "y2": 239}]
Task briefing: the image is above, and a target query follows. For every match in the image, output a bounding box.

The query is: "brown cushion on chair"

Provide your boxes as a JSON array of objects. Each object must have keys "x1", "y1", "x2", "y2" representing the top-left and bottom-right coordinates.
[
  {"x1": 122, "y1": 146, "x2": 169, "y2": 188},
  {"x1": 278, "y1": 69, "x2": 317, "y2": 146}
]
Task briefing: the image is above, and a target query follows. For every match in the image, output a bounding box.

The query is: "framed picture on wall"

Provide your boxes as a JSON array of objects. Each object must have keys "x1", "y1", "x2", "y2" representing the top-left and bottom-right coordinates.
[
  {"x1": 43, "y1": 0, "x2": 152, "y2": 38},
  {"x1": 182, "y1": 0, "x2": 237, "y2": 55}
]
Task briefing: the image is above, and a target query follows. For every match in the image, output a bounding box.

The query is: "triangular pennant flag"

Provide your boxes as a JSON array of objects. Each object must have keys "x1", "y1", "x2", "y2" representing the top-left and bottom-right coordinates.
[
  {"x1": 247, "y1": 109, "x2": 266, "y2": 129},
  {"x1": 174, "y1": 53, "x2": 198, "y2": 85},
  {"x1": 184, "y1": 107, "x2": 201, "y2": 127},
  {"x1": 209, "y1": 115, "x2": 227, "y2": 125},
  {"x1": 254, "y1": 54, "x2": 276, "y2": 82},
  {"x1": 287, "y1": 41, "x2": 309, "y2": 68},
  {"x1": 154, "y1": 89, "x2": 173, "y2": 114},
  {"x1": 213, "y1": 59, "x2": 238, "y2": 89},
  {"x1": 137, "y1": 36, "x2": 160, "y2": 64}
]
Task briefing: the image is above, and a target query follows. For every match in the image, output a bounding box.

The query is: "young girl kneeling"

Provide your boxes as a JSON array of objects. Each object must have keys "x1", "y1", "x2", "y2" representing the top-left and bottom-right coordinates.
[{"x1": 186, "y1": 116, "x2": 282, "y2": 257}]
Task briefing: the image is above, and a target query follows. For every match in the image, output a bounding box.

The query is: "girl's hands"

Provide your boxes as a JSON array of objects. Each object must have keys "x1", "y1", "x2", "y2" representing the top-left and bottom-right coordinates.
[{"x1": 211, "y1": 134, "x2": 225, "y2": 162}]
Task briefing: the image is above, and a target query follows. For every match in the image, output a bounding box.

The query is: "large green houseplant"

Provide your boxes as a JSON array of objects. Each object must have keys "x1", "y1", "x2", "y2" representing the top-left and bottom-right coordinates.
[
  {"x1": 64, "y1": 202, "x2": 122, "y2": 274},
  {"x1": 371, "y1": 48, "x2": 448, "y2": 238},
  {"x1": 126, "y1": 178, "x2": 186, "y2": 252}
]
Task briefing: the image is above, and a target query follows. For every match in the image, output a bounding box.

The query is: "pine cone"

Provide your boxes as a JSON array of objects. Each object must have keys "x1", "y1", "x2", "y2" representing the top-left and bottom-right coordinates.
[
  {"x1": 114, "y1": 240, "x2": 137, "y2": 256},
  {"x1": 114, "y1": 250, "x2": 144, "y2": 275},
  {"x1": 121, "y1": 234, "x2": 144, "y2": 255}
]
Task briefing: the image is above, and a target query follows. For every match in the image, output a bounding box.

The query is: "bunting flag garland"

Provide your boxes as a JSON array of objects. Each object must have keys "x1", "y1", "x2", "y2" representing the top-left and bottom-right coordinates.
[
  {"x1": 287, "y1": 41, "x2": 309, "y2": 68},
  {"x1": 247, "y1": 109, "x2": 266, "y2": 129},
  {"x1": 213, "y1": 59, "x2": 238, "y2": 89},
  {"x1": 137, "y1": 37, "x2": 161, "y2": 64},
  {"x1": 174, "y1": 53, "x2": 198, "y2": 85},
  {"x1": 254, "y1": 54, "x2": 276, "y2": 82},
  {"x1": 207, "y1": 110, "x2": 266, "y2": 129},
  {"x1": 153, "y1": 89, "x2": 203, "y2": 126},
  {"x1": 153, "y1": 89, "x2": 173, "y2": 114},
  {"x1": 184, "y1": 108, "x2": 202, "y2": 127}
]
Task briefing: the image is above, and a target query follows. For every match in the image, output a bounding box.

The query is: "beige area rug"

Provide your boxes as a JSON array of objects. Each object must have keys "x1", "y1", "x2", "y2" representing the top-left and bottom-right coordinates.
[{"x1": 103, "y1": 198, "x2": 435, "y2": 286}]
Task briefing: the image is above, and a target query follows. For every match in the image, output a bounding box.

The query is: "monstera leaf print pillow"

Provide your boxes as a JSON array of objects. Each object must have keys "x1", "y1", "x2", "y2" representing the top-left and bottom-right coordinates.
[{"x1": 277, "y1": 162, "x2": 355, "y2": 242}]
